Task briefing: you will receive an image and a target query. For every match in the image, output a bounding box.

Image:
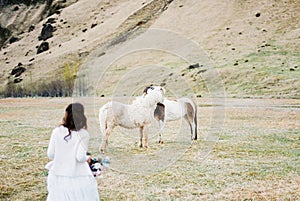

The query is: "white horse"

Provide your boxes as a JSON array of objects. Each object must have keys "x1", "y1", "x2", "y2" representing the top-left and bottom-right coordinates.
[
  {"x1": 154, "y1": 97, "x2": 198, "y2": 143},
  {"x1": 99, "y1": 86, "x2": 165, "y2": 153}
]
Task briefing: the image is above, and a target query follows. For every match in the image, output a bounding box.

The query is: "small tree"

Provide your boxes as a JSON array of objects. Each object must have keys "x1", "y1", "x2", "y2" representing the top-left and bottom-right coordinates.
[{"x1": 62, "y1": 60, "x2": 80, "y2": 96}]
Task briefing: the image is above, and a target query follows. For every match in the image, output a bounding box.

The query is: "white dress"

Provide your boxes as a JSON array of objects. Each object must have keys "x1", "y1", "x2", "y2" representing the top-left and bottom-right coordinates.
[
  {"x1": 46, "y1": 172, "x2": 99, "y2": 201},
  {"x1": 46, "y1": 126, "x2": 100, "y2": 201}
]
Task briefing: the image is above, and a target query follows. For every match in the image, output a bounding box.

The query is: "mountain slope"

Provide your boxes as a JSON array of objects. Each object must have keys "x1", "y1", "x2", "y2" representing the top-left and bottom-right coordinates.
[{"x1": 0, "y1": 0, "x2": 299, "y2": 98}]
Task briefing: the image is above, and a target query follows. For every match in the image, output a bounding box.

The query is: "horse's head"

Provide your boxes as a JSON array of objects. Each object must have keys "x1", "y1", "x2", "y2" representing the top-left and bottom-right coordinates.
[
  {"x1": 143, "y1": 86, "x2": 165, "y2": 95},
  {"x1": 143, "y1": 85, "x2": 165, "y2": 104}
]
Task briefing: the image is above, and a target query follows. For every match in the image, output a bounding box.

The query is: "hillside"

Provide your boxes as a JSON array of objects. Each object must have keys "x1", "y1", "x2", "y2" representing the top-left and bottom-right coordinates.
[{"x1": 0, "y1": 0, "x2": 299, "y2": 98}]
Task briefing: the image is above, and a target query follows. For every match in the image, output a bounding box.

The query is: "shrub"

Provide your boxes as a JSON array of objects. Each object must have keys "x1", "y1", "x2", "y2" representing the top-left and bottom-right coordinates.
[{"x1": 1, "y1": 59, "x2": 83, "y2": 98}]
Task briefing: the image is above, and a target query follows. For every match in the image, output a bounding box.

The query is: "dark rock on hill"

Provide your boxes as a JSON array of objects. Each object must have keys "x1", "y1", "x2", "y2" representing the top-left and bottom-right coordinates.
[
  {"x1": 37, "y1": 41, "x2": 49, "y2": 54},
  {"x1": 38, "y1": 23, "x2": 55, "y2": 41},
  {"x1": 11, "y1": 63, "x2": 26, "y2": 77},
  {"x1": 0, "y1": 25, "x2": 11, "y2": 47}
]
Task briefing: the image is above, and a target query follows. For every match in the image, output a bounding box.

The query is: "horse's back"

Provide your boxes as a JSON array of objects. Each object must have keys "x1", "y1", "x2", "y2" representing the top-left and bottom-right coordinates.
[
  {"x1": 163, "y1": 99, "x2": 185, "y2": 121},
  {"x1": 178, "y1": 97, "x2": 195, "y2": 105},
  {"x1": 100, "y1": 101, "x2": 128, "y2": 115}
]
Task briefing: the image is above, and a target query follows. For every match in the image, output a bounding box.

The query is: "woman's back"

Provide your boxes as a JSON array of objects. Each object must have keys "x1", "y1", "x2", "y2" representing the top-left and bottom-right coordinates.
[{"x1": 47, "y1": 126, "x2": 92, "y2": 177}]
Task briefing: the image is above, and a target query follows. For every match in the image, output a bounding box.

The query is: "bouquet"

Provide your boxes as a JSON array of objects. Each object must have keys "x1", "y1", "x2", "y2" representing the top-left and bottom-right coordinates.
[{"x1": 87, "y1": 153, "x2": 110, "y2": 178}]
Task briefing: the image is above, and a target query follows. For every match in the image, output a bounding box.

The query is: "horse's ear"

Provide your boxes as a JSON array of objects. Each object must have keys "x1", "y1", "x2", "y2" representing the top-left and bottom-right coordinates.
[
  {"x1": 144, "y1": 85, "x2": 154, "y2": 94},
  {"x1": 143, "y1": 86, "x2": 151, "y2": 94}
]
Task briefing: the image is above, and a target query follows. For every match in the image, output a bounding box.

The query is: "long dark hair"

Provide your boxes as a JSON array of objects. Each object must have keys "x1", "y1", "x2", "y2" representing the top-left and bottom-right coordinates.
[{"x1": 62, "y1": 103, "x2": 87, "y2": 141}]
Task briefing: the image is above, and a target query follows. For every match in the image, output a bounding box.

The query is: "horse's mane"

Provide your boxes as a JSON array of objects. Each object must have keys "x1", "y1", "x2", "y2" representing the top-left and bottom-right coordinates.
[
  {"x1": 157, "y1": 102, "x2": 165, "y2": 108},
  {"x1": 133, "y1": 87, "x2": 163, "y2": 108}
]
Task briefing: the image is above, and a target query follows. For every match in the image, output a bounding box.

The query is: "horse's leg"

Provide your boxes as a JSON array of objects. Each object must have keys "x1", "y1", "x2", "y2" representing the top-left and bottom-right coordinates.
[
  {"x1": 139, "y1": 126, "x2": 144, "y2": 148},
  {"x1": 158, "y1": 120, "x2": 165, "y2": 144},
  {"x1": 185, "y1": 114, "x2": 197, "y2": 141},
  {"x1": 154, "y1": 103, "x2": 165, "y2": 144},
  {"x1": 184, "y1": 115, "x2": 194, "y2": 141},
  {"x1": 156, "y1": 119, "x2": 163, "y2": 143},
  {"x1": 100, "y1": 125, "x2": 114, "y2": 154},
  {"x1": 144, "y1": 126, "x2": 149, "y2": 148},
  {"x1": 184, "y1": 103, "x2": 195, "y2": 141}
]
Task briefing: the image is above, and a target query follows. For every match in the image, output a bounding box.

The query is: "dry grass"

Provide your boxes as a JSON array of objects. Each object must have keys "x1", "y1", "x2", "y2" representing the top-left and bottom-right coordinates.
[{"x1": 0, "y1": 97, "x2": 299, "y2": 200}]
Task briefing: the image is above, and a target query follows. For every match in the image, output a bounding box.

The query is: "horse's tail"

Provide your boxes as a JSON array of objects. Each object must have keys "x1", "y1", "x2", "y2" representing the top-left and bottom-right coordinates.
[
  {"x1": 193, "y1": 100, "x2": 198, "y2": 140},
  {"x1": 180, "y1": 97, "x2": 198, "y2": 140},
  {"x1": 99, "y1": 103, "x2": 109, "y2": 135}
]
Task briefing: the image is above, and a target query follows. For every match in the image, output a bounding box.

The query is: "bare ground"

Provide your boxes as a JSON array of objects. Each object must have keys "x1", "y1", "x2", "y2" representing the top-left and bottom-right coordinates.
[{"x1": 0, "y1": 97, "x2": 299, "y2": 200}]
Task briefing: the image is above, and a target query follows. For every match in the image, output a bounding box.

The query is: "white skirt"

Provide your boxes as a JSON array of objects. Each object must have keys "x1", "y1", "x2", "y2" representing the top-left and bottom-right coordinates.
[{"x1": 47, "y1": 171, "x2": 100, "y2": 201}]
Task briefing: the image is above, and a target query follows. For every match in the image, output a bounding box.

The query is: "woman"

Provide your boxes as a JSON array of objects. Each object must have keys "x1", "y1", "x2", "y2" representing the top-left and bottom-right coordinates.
[{"x1": 46, "y1": 103, "x2": 100, "y2": 201}]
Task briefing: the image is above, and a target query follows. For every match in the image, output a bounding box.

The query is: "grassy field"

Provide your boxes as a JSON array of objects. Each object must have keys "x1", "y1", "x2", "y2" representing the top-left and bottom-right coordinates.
[{"x1": 0, "y1": 97, "x2": 299, "y2": 200}]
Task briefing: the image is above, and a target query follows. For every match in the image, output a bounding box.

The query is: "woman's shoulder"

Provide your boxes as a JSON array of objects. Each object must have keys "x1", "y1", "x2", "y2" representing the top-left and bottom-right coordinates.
[
  {"x1": 78, "y1": 128, "x2": 89, "y2": 135},
  {"x1": 76, "y1": 128, "x2": 89, "y2": 139},
  {"x1": 52, "y1": 125, "x2": 68, "y2": 134}
]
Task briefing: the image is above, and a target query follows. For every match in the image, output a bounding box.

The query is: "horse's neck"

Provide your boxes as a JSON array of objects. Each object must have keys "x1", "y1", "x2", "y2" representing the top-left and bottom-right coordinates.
[
  {"x1": 134, "y1": 95, "x2": 160, "y2": 108},
  {"x1": 132, "y1": 96, "x2": 145, "y2": 107},
  {"x1": 164, "y1": 98, "x2": 178, "y2": 106}
]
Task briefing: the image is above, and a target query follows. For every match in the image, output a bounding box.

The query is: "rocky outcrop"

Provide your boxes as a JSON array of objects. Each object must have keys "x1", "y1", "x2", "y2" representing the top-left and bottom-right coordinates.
[
  {"x1": 11, "y1": 62, "x2": 26, "y2": 77},
  {"x1": 37, "y1": 41, "x2": 49, "y2": 54},
  {"x1": 0, "y1": 25, "x2": 11, "y2": 47},
  {"x1": 0, "y1": 0, "x2": 77, "y2": 49},
  {"x1": 0, "y1": 0, "x2": 47, "y2": 6},
  {"x1": 38, "y1": 23, "x2": 56, "y2": 41}
]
